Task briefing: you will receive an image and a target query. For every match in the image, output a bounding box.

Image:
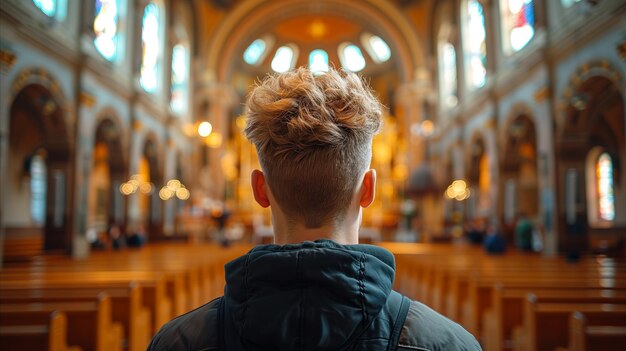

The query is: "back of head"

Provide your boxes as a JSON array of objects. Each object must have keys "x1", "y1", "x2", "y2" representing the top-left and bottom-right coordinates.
[{"x1": 244, "y1": 67, "x2": 382, "y2": 228}]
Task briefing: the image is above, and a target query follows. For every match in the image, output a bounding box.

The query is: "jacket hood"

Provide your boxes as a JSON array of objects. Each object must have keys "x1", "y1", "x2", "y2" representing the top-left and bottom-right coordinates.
[{"x1": 223, "y1": 240, "x2": 396, "y2": 350}]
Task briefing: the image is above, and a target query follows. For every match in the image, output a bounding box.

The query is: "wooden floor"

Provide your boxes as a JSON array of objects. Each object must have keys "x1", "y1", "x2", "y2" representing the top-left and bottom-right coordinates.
[{"x1": 1, "y1": 241, "x2": 625, "y2": 351}]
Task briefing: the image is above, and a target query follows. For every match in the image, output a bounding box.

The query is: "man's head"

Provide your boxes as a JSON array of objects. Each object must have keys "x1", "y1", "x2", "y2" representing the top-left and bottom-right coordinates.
[{"x1": 244, "y1": 67, "x2": 382, "y2": 229}]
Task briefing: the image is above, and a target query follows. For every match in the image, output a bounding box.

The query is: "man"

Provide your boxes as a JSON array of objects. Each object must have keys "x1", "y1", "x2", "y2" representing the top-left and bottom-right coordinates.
[{"x1": 149, "y1": 67, "x2": 481, "y2": 350}]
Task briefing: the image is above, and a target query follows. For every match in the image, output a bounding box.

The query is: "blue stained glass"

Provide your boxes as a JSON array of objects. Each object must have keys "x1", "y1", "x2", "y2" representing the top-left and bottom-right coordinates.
[
  {"x1": 33, "y1": 0, "x2": 57, "y2": 17},
  {"x1": 466, "y1": 0, "x2": 487, "y2": 88},
  {"x1": 171, "y1": 44, "x2": 189, "y2": 114},
  {"x1": 441, "y1": 42, "x2": 457, "y2": 107},
  {"x1": 524, "y1": 1, "x2": 535, "y2": 26},
  {"x1": 30, "y1": 154, "x2": 47, "y2": 225},
  {"x1": 597, "y1": 153, "x2": 615, "y2": 221},
  {"x1": 502, "y1": 0, "x2": 535, "y2": 53},
  {"x1": 94, "y1": 0, "x2": 119, "y2": 61},
  {"x1": 368, "y1": 35, "x2": 391, "y2": 62},
  {"x1": 140, "y1": 2, "x2": 161, "y2": 93},
  {"x1": 244, "y1": 39, "x2": 266, "y2": 65},
  {"x1": 309, "y1": 49, "x2": 329, "y2": 74}
]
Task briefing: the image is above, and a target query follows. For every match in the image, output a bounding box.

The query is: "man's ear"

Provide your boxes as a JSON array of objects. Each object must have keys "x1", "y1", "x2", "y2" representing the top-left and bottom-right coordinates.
[
  {"x1": 251, "y1": 169, "x2": 271, "y2": 208},
  {"x1": 359, "y1": 169, "x2": 376, "y2": 208}
]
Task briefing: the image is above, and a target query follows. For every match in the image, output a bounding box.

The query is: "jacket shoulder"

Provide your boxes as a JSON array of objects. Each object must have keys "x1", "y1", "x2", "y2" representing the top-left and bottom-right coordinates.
[
  {"x1": 148, "y1": 297, "x2": 222, "y2": 351},
  {"x1": 397, "y1": 300, "x2": 482, "y2": 351}
]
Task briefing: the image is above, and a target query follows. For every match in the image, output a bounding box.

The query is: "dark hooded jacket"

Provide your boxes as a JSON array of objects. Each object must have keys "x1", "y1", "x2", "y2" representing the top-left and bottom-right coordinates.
[{"x1": 149, "y1": 240, "x2": 481, "y2": 350}]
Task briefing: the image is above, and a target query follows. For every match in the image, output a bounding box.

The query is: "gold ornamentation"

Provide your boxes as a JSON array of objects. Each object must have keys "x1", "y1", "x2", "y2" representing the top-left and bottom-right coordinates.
[
  {"x1": 79, "y1": 91, "x2": 96, "y2": 107},
  {"x1": 0, "y1": 49, "x2": 17, "y2": 72},
  {"x1": 133, "y1": 120, "x2": 143, "y2": 131},
  {"x1": 533, "y1": 86, "x2": 549, "y2": 103}
]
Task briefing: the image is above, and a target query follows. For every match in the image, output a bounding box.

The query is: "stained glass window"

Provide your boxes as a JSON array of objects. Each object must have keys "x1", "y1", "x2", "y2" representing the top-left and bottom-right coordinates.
[
  {"x1": 501, "y1": 0, "x2": 535, "y2": 53},
  {"x1": 170, "y1": 43, "x2": 189, "y2": 114},
  {"x1": 271, "y1": 46, "x2": 295, "y2": 73},
  {"x1": 341, "y1": 44, "x2": 366, "y2": 72},
  {"x1": 440, "y1": 42, "x2": 458, "y2": 108},
  {"x1": 33, "y1": 0, "x2": 57, "y2": 17},
  {"x1": 363, "y1": 34, "x2": 391, "y2": 63},
  {"x1": 596, "y1": 153, "x2": 615, "y2": 221},
  {"x1": 244, "y1": 39, "x2": 266, "y2": 65},
  {"x1": 140, "y1": 2, "x2": 161, "y2": 93},
  {"x1": 30, "y1": 154, "x2": 47, "y2": 225},
  {"x1": 309, "y1": 49, "x2": 329, "y2": 74},
  {"x1": 465, "y1": 0, "x2": 487, "y2": 89},
  {"x1": 94, "y1": 0, "x2": 119, "y2": 61}
]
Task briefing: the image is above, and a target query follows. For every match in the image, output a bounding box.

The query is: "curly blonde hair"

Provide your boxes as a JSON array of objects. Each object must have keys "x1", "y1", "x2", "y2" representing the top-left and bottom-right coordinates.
[{"x1": 245, "y1": 67, "x2": 382, "y2": 228}]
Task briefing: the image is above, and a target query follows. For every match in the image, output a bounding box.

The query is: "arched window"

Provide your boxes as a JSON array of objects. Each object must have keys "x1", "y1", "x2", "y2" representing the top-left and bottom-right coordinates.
[
  {"x1": 439, "y1": 41, "x2": 458, "y2": 108},
  {"x1": 309, "y1": 49, "x2": 329, "y2": 74},
  {"x1": 464, "y1": 0, "x2": 487, "y2": 89},
  {"x1": 170, "y1": 43, "x2": 189, "y2": 115},
  {"x1": 339, "y1": 44, "x2": 366, "y2": 72},
  {"x1": 501, "y1": 0, "x2": 535, "y2": 53},
  {"x1": 30, "y1": 153, "x2": 47, "y2": 225},
  {"x1": 271, "y1": 45, "x2": 296, "y2": 73},
  {"x1": 94, "y1": 0, "x2": 120, "y2": 61},
  {"x1": 244, "y1": 39, "x2": 267, "y2": 65},
  {"x1": 596, "y1": 153, "x2": 615, "y2": 221},
  {"x1": 361, "y1": 33, "x2": 391, "y2": 63},
  {"x1": 32, "y1": 0, "x2": 66, "y2": 20},
  {"x1": 140, "y1": 2, "x2": 162, "y2": 93}
]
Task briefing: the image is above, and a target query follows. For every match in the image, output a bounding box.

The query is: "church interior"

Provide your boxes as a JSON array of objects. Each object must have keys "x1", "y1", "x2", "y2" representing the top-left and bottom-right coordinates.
[{"x1": 1, "y1": 0, "x2": 625, "y2": 350}]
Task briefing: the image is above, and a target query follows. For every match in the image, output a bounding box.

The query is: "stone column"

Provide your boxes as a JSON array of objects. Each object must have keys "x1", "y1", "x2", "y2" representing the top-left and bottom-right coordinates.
[{"x1": 0, "y1": 48, "x2": 18, "y2": 267}]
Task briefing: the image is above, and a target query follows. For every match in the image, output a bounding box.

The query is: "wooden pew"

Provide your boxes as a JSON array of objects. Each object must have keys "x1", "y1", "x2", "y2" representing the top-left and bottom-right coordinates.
[
  {"x1": 0, "y1": 310, "x2": 80, "y2": 351},
  {"x1": 2, "y1": 233, "x2": 43, "y2": 263},
  {"x1": 560, "y1": 311, "x2": 626, "y2": 351},
  {"x1": 0, "y1": 282, "x2": 150, "y2": 351},
  {"x1": 482, "y1": 287, "x2": 626, "y2": 351},
  {"x1": 463, "y1": 274, "x2": 626, "y2": 337},
  {"x1": 513, "y1": 297, "x2": 626, "y2": 351},
  {"x1": 0, "y1": 293, "x2": 122, "y2": 351},
  {"x1": 0, "y1": 242, "x2": 248, "y2": 350},
  {"x1": 0, "y1": 271, "x2": 173, "y2": 332}
]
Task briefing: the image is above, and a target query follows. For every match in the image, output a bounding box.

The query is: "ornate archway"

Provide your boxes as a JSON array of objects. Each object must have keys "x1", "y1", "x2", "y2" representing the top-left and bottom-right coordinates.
[
  {"x1": 556, "y1": 72, "x2": 625, "y2": 253},
  {"x1": 204, "y1": 0, "x2": 425, "y2": 83},
  {"x1": 6, "y1": 83, "x2": 72, "y2": 254}
]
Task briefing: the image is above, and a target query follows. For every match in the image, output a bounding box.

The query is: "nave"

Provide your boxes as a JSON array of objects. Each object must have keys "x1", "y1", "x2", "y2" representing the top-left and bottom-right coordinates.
[
  {"x1": 1, "y1": 241, "x2": 625, "y2": 351},
  {"x1": 1, "y1": 0, "x2": 625, "y2": 350}
]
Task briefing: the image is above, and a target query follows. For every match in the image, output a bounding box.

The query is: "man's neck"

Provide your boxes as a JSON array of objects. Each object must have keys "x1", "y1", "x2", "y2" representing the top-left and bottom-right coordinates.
[{"x1": 272, "y1": 213, "x2": 361, "y2": 245}]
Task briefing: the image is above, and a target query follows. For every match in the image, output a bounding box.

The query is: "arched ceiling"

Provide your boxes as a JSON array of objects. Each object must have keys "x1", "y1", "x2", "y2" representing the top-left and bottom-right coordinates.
[
  {"x1": 202, "y1": 0, "x2": 426, "y2": 83},
  {"x1": 274, "y1": 15, "x2": 361, "y2": 44},
  {"x1": 236, "y1": 13, "x2": 394, "y2": 77}
]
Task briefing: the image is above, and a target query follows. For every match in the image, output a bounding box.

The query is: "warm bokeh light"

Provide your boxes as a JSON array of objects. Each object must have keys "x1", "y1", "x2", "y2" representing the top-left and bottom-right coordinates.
[
  {"x1": 120, "y1": 182, "x2": 135, "y2": 195},
  {"x1": 235, "y1": 116, "x2": 247, "y2": 130},
  {"x1": 205, "y1": 133, "x2": 223, "y2": 148},
  {"x1": 159, "y1": 187, "x2": 174, "y2": 200},
  {"x1": 445, "y1": 179, "x2": 471, "y2": 201},
  {"x1": 198, "y1": 121, "x2": 213, "y2": 137},
  {"x1": 160, "y1": 179, "x2": 190, "y2": 201},
  {"x1": 175, "y1": 187, "x2": 190, "y2": 200},
  {"x1": 139, "y1": 182, "x2": 153, "y2": 194},
  {"x1": 167, "y1": 179, "x2": 181, "y2": 190},
  {"x1": 421, "y1": 120, "x2": 435, "y2": 137}
]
